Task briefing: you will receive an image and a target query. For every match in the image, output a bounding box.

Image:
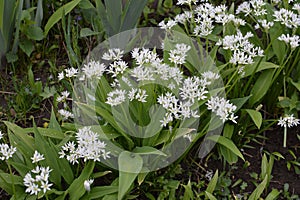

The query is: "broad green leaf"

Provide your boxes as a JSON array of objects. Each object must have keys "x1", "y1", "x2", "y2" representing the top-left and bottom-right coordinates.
[
  {"x1": 206, "y1": 170, "x2": 218, "y2": 194},
  {"x1": 49, "y1": 107, "x2": 62, "y2": 132},
  {"x1": 223, "y1": 124, "x2": 234, "y2": 138},
  {"x1": 265, "y1": 189, "x2": 280, "y2": 200},
  {"x1": 230, "y1": 95, "x2": 251, "y2": 111},
  {"x1": 83, "y1": 186, "x2": 118, "y2": 200},
  {"x1": 34, "y1": 0, "x2": 43, "y2": 27},
  {"x1": 248, "y1": 175, "x2": 268, "y2": 200},
  {"x1": 118, "y1": 151, "x2": 142, "y2": 200},
  {"x1": 44, "y1": 0, "x2": 81, "y2": 36},
  {"x1": 249, "y1": 69, "x2": 275, "y2": 106},
  {"x1": 220, "y1": 145, "x2": 238, "y2": 164},
  {"x1": 205, "y1": 191, "x2": 217, "y2": 200},
  {"x1": 25, "y1": 26, "x2": 43, "y2": 40},
  {"x1": 0, "y1": 172, "x2": 23, "y2": 195},
  {"x1": 19, "y1": 39, "x2": 33, "y2": 57},
  {"x1": 261, "y1": 154, "x2": 268, "y2": 180},
  {"x1": 244, "y1": 109, "x2": 262, "y2": 129},
  {"x1": 33, "y1": 125, "x2": 61, "y2": 186},
  {"x1": 182, "y1": 180, "x2": 194, "y2": 200},
  {"x1": 104, "y1": 0, "x2": 122, "y2": 34},
  {"x1": 68, "y1": 161, "x2": 95, "y2": 200},
  {"x1": 120, "y1": 0, "x2": 147, "y2": 32},
  {"x1": 243, "y1": 62, "x2": 279, "y2": 77},
  {"x1": 269, "y1": 22, "x2": 286, "y2": 64},
  {"x1": 132, "y1": 146, "x2": 167, "y2": 156},
  {"x1": 291, "y1": 79, "x2": 300, "y2": 92},
  {"x1": 80, "y1": 28, "x2": 100, "y2": 37},
  {"x1": 207, "y1": 135, "x2": 244, "y2": 161},
  {"x1": 23, "y1": 128, "x2": 64, "y2": 140}
]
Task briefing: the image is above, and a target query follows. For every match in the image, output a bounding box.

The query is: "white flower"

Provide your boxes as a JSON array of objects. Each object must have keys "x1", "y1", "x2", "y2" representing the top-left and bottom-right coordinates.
[
  {"x1": 31, "y1": 151, "x2": 45, "y2": 163},
  {"x1": 158, "y1": 20, "x2": 177, "y2": 30},
  {"x1": 177, "y1": 0, "x2": 198, "y2": 5},
  {"x1": 293, "y1": 4, "x2": 300, "y2": 13},
  {"x1": 169, "y1": 43, "x2": 191, "y2": 65},
  {"x1": 84, "y1": 179, "x2": 94, "y2": 192},
  {"x1": 58, "y1": 109, "x2": 74, "y2": 120},
  {"x1": 278, "y1": 114, "x2": 300, "y2": 128},
  {"x1": 82, "y1": 60, "x2": 106, "y2": 80},
  {"x1": 236, "y1": 2, "x2": 251, "y2": 15},
  {"x1": 65, "y1": 67, "x2": 78, "y2": 78},
  {"x1": 57, "y1": 90, "x2": 70, "y2": 102},
  {"x1": 24, "y1": 166, "x2": 52, "y2": 195},
  {"x1": 278, "y1": 34, "x2": 300, "y2": 49},
  {"x1": 58, "y1": 72, "x2": 64, "y2": 81},
  {"x1": 206, "y1": 96, "x2": 238, "y2": 123},
  {"x1": 107, "y1": 60, "x2": 128, "y2": 77},
  {"x1": 0, "y1": 143, "x2": 17, "y2": 160},
  {"x1": 255, "y1": 19, "x2": 274, "y2": 30},
  {"x1": 102, "y1": 48, "x2": 124, "y2": 61},
  {"x1": 106, "y1": 89, "x2": 127, "y2": 106},
  {"x1": 273, "y1": 8, "x2": 300, "y2": 29},
  {"x1": 60, "y1": 127, "x2": 110, "y2": 164},
  {"x1": 0, "y1": 131, "x2": 3, "y2": 140}
]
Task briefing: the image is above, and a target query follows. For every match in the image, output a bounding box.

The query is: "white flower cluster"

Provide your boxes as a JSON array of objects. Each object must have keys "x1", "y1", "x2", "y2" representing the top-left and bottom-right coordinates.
[
  {"x1": 169, "y1": 43, "x2": 191, "y2": 65},
  {"x1": 206, "y1": 96, "x2": 238, "y2": 123},
  {"x1": 0, "y1": 131, "x2": 16, "y2": 161},
  {"x1": 160, "y1": 2, "x2": 245, "y2": 37},
  {"x1": 278, "y1": 114, "x2": 300, "y2": 128},
  {"x1": 56, "y1": 91, "x2": 70, "y2": 103},
  {"x1": 31, "y1": 150, "x2": 45, "y2": 163},
  {"x1": 58, "y1": 109, "x2": 74, "y2": 120},
  {"x1": 102, "y1": 48, "x2": 124, "y2": 61},
  {"x1": 59, "y1": 127, "x2": 110, "y2": 164},
  {"x1": 157, "y1": 71, "x2": 220, "y2": 127},
  {"x1": 217, "y1": 31, "x2": 264, "y2": 66},
  {"x1": 278, "y1": 34, "x2": 300, "y2": 49},
  {"x1": 81, "y1": 60, "x2": 106, "y2": 80},
  {"x1": 23, "y1": 166, "x2": 53, "y2": 195},
  {"x1": 58, "y1": 67, "x2": 78, "y2": 81},
  {"x1": 273, "y1": 8, "x2": 300, "y2": 29},
  {"x1": 236, "y1": 0, "x2": 267, "y2": 16},
  {"x1": 255, "y1": 19, "x2": 274, "y2": 30},
  {"x1": 105, "y1": 45, "x2": 190, "y2": 106}
]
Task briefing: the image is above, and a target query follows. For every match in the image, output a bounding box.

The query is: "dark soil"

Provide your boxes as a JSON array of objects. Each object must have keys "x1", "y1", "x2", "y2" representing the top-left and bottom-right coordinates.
[{"x1": 205, "y1": 126, "x2": 300, "y2": 198}]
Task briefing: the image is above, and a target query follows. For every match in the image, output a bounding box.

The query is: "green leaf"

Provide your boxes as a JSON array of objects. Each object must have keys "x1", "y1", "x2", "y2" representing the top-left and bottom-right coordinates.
[
  {"x1": 118, "y1": 151, "x2": 142, "y2": 200},
  {"x1": 34, "y1": 0, "x2": 43, "y2": 27},
  {"x1": 206, "y1": 170, "x2": 218, "y2": 194},
  {"x1": 83, "y1": 186, "x2": 118, "y2": 200},
  {"x1": 244, "y1": 109, "x2": 262, "y2": 129},
  {"x1": 132, "y1": 146, "x2": 167, "y2": 156},
  {"x1": 291, "y1": 79, "x2": 300, "y2": 92},
  {"x1": 243, "y1": 62, "x2": 279, "y2": 77},
  {"x1": 220, "y1": 145, "x2": 238, "y2": 164},
  {"x1": 249, "y1": 69, "x2": 275, "y2": 106},
  {"x1": 33, "y1": 125, "x2": 61, "y2": 187},
  {"x1": 265, "y1": 189, "x2": 280, "y2": 200},
  {"x1": 40, "y1": 86, "x2": 57, "y2": 100},
  {"x1": 248, "y1": 175, "x2": 268, "y2": 200},
  {"x1": 68, "y1": 161, "x2": 95, "y2": 200},
  {"x1": 223, "y1": 124, "x2": 234, "y2": 138},
  {"x1": 26, "y1": 26, "x2": 44, "y2": 40},
  {"x1": 207, "y1": 135, "x2": 244, "y2": 161},
  {"x1": 80, "y1": 28, "x2": 100, "y2": 37},
  {"x1": 19, "y1": 39, "x2": 34, "y2": 57},
  {"x1": 230, "y1": 95, "x2": 251, "y2": 111},
  {"x1": 205, "y1": 191, "x2": 217, "y2": 200},
  {"x1": 120, "y1": 0, "x2": 147, "y2": 32},
  {"x1": 182, "y1": 180, "x2": 194, "y2": 200},
  {"x1": 49, "y1": 107, "x2": 62, "y2": 132},
  {"x1": 44, "y1": 0, "x2": 81, "y2": 36}
]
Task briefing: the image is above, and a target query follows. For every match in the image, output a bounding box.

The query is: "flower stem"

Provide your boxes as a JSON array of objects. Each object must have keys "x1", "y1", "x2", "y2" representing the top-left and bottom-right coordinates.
[
  {"x1": 283, "y1": 126, "x2": 287, "y2": 148},
  {"x1": 7, "y1": 162, "x2": 16, "y2": 200}
]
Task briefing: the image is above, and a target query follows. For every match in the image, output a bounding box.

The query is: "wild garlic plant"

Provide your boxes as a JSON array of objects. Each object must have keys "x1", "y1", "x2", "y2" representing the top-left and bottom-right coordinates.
[{"x1": 159, "y1": 0, "x2": 300, "y2": 152}]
